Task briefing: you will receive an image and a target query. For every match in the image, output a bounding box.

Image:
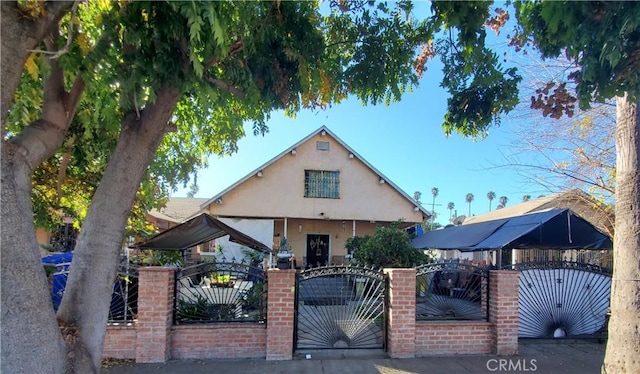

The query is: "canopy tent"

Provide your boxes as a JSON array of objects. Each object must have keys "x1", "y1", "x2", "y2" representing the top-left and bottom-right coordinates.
[
  {"x1": 133, "y1": 213, "x2": 272, "y2": 253},
  {"x1": 412, "y1": 209, "x2": 612, "y2": 252}
]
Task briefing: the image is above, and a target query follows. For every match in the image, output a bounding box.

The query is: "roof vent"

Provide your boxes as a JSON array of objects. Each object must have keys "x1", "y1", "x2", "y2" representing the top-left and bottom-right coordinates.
[{"x1": 316, "y1": 141, "x2": 330, "y2": 151}]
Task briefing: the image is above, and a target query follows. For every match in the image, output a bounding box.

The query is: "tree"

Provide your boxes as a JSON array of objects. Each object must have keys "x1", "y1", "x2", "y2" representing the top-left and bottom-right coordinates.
[
  {"x1": 353, "y1": 225, "x2": 428, "y2": 268},
  {"x1": 2, "y1": 1, "x2": 430, "y2": 372},
  {"x1": 430, "y1": 187, "x2": 439, "y2": 221},
  {"x1": 487, "y1": 191, "x2": 496, "y2": 211},
  {"x1": 447, "y1": 201, "x2": 455, "y2": 221},
  {"x1": 413, "y1": 190, "x2": 422, "y2": 204},
  {"x1": 498, "y1": 195, "x2": 508, "y2": 208},
  {"x1": 465, "y1": 192, "x2": 474, "y2": 216},
  {"x1": 522, "y1": 195, "x2": 531, "y2": 202},
  {"x1": 427, "y1": 1, "x2": 640, "y2": 371}
]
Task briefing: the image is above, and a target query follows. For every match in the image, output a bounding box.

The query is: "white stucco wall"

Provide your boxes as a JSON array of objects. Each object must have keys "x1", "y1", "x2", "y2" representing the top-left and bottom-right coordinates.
[{"x1": 204, "y1": 218, "x2": 274, "y2": 262}]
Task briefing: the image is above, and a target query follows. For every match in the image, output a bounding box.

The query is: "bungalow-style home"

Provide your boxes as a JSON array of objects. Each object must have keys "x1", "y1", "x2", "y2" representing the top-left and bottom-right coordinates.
[{"x1": 151, "y1": 126, "x2": 430, "y2": 267}]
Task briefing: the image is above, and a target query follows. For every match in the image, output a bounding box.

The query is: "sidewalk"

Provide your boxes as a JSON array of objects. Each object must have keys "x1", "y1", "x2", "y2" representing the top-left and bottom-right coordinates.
[{"x1": 102, "y1": 339, "x2": 605, "y2": 374}]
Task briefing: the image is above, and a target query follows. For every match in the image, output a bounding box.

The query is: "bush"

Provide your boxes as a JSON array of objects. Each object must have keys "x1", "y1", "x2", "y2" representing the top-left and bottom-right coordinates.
[{"x1": 353, "y1": 225, "x2": 429, "y2": 268}]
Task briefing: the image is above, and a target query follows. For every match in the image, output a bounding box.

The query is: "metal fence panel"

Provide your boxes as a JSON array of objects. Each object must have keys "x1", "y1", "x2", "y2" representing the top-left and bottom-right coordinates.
[{"x1": 174, "y1": 260, "x2": 266, "y2": 324}]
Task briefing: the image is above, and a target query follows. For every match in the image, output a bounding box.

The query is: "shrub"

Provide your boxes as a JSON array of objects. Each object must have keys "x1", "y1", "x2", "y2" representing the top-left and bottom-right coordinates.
[{"x1": 353, "y1": 225, "x2": 429, "y2": 268}]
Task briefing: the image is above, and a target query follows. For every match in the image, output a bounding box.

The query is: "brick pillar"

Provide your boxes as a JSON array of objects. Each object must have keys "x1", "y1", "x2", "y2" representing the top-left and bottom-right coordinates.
[
  {"x1": 266, "y1": 269, "x2": 296, "y2": 360},
  {"x1": 384, "y1": 268, "x2": 416, "y2": 358},
  {"x1": 136, "y1": 267, "x2": 176, "y2": 363},
  {"x1": 488, "y1": 270, "x2": 519, "y2": 355}
]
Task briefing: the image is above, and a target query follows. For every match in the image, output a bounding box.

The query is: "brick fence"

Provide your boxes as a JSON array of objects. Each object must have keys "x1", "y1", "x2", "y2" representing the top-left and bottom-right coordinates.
[{"x1": 103, "y1": 267, "x2": 519, "y2": 362}]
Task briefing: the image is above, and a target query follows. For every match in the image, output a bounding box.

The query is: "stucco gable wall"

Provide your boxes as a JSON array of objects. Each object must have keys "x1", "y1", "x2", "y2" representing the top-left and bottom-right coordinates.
[{"x1": 204, "y1": 132, "x2": 422, "y2": 223}]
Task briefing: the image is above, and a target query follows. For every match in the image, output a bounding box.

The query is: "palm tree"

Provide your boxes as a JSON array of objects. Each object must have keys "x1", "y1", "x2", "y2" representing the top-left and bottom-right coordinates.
[
  {"x1": 431, "y1": 187, "x2": 439, "y2": 221},
  {"x1": 447, "y1": 202, "x2": 455, "y2": 221},
  {"x1": 465, "y1": 193, "x2": 474, "y2": 216},
  {"x1": 487, "y1": 191, "x2": 496, "y2": 211},
  {"x1": 499, "y1": 196, "x2": 508, "y2": 208},
  {"x1": 522, "y1": 194, "x2": 531, "y2": 202},
  {"x1": 496, "y1": 204, "x2": 504, "y2": 209},
  {"x1": 413, "y1": 191, "x2": 422, "y2": 204}
]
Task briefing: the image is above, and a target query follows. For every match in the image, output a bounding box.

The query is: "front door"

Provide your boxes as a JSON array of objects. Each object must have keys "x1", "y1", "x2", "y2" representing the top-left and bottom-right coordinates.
[{"x1": 306, "y1": 234, "x2": 329, "y2": 268}]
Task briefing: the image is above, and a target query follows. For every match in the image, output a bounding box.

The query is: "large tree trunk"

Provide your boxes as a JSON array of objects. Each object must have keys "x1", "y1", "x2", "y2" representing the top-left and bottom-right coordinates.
[
  {"x1": 1, "y1": 66, "x2": 84, "y2": 373},
  {"x1": 0, "y1": 1, "x2": 74, "y2": 127},
  {"x1": 56, "y1": 87, "x2": 180, "y2": 373},
  {"x1": 603, "y1": 95, "x2": 640, "y2": 373}
]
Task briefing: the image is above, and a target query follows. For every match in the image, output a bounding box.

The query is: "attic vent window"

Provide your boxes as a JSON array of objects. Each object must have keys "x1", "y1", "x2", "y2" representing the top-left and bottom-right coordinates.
[
  {"x1": 304, "y1": 170, "x2": 340, "y2": 199},
  {"x1": 316, "y1": 141, "x2": 330, "y2": 151}
]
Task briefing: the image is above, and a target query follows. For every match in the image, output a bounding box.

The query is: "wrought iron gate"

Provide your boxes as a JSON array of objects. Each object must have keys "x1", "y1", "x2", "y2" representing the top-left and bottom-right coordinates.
[
  {"x1": 505, "y1": 261, "x2": 611, "y2": 338},
  {"x1": 415, "y1": 261, "x2": 488, "y2": 321},
  {"x1": 295, "y1": 266, "x2": 386, "y2": 350}
]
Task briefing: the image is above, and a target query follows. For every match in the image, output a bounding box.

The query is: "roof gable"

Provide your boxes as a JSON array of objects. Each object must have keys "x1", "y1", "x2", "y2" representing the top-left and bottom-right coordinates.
[{"x1": 200, "y1": 126, "x2": 430, "y2": 221}]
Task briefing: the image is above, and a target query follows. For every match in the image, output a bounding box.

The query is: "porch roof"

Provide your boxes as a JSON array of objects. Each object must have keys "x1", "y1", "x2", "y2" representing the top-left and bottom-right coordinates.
[{"x1": 133, "y1": 213, "x2": 271, "y2": 253}]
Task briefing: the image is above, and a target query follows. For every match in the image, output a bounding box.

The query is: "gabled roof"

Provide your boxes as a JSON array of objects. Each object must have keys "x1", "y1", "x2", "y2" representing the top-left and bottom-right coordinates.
[
  {"x1": 133, "y1": 213, "x2": 271, "y2": 253},
  {"x1": 462, "y1": 189, "x2": 613, "y2": 236},
  {"x1": 200, "y1": 125, "x2": 431, "y2": 219},
  {"x1": 148, "y1": 197, "x2": 208, "y2": 223},
  {"x1": 412, "y1": 208, "x2": 612, "y2": 252}
]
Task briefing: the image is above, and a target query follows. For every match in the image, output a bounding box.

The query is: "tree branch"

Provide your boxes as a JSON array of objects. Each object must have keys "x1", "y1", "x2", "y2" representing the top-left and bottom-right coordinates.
[
  {"x1": 30, "y1": 1, "x2": 80, "y2": 59},
  {"x1": 204, "y1": 40, "x2": 244, "y2": 70},
  {"x1": 208, "y1": 78, "x2": 246, "y2": 99}
]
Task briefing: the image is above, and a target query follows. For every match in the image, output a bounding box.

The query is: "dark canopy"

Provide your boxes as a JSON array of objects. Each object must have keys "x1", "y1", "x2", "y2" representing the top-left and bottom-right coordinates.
[
  {"x1": 412, "y1": 209, "x2": 612, "y2": 252},
  {"x1": 133, "y1": 213, "x2": 271, "y2": 253}
]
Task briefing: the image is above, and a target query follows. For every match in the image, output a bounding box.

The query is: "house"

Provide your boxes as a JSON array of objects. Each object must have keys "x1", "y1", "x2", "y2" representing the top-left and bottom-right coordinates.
[
  {"x1": 159, "y1": 126, "x2": 430, "y2": 267},
  {"x1": 462, "y1": 189, "x2": 614, "y2": 236},
  {"x1": 147, "y1": 197, "x2": 209, "y2": 231}
]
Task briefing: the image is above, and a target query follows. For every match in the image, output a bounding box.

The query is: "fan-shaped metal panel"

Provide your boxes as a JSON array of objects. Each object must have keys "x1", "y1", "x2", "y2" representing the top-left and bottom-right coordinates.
[
  {"x1": 175, "y1": 260, "x2": 266, "y2": 323},
  {"x1": 415, "y1": 262, "x2": 488, "y2": 321},
  {"x1": 295, "y1": 266, "x2": 385, "y2": 350},
  {"x1": 508, "y1": 262, "x2": 611, "y2": 338}
]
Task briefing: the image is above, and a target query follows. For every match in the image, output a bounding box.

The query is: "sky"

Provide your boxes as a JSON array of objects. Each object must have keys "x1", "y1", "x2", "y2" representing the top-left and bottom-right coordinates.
[{"x1": 171, "y1": 73, "x2": 547, "y2": 224}]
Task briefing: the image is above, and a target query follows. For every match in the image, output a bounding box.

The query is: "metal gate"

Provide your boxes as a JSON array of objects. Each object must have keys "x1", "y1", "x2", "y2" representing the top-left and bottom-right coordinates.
[
  {"x1": 295, "y1": 266, "x2": 386, "y2": 350},
  {"x1": 505, "y1": 261, "x2": 611, "y2": 338},
  {"x1": 415, "y1": 261, "x2": 488, "y2": 321}
]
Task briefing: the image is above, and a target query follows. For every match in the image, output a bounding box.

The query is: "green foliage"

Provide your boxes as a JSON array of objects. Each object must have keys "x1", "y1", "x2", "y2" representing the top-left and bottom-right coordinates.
[
  {"x1": 353, "y1": 225, "x2": 428, "y2": 268},
  {"x1": 240, "y1": 282, "x2": 264, "y2": 312},
  {"x1": 428, "y1": 1, "x2": 522, "y2": 139},
  {"x1": 131, "y1": 250, "x2": 184, "y2": 267},
  {"x1": 513, "y1": 1, "x2": 640, "y2": 106},
  {"x1": 176, "y1": 296, "x2": 236, "y2": 323},
  {"x1": 345, "y1": 235, "x2": 368, "y2": 254},
  {"x1": 7, "y1": 0, "x2": 432, "y2": 241}
]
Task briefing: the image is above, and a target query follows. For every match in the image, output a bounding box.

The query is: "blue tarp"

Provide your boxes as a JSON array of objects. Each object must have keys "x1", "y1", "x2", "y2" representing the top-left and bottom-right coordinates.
[{"x1": 412, "y1": 209, "x2": 612, "y2": 252}]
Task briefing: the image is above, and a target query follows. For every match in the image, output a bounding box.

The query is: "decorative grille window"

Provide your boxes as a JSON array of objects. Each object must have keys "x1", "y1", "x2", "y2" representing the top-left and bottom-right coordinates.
[{"x1": 304, "y1": 170, "x2": 340, "y2": 198}]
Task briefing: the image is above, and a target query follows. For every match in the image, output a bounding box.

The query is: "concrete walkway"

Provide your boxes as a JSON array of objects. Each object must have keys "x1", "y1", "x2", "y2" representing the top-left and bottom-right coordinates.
[{"x1": 102, "y1": 339, "x2": 605, "y2": 374}]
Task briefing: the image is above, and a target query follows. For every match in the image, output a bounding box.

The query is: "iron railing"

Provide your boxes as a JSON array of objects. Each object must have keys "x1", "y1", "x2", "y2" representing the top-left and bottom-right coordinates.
[
  {"x1": 415, "y1": 261, "x2": 489, "y2": 321},
  {"x1": 174, "y1": 259, "x2": 266, "y2": 324},
  {"x1": 46, "y1": 258, "x2": 139, "y2": 324}
]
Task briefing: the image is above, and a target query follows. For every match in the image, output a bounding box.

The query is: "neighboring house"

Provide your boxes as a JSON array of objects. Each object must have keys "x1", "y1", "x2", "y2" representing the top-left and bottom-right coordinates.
[
  {"x1": 180, "y1": 126, "x2": 430, "y2": 267},
  {"x1": 462, "y1": 189, "x2": 614, "y2": 236},
  {"x1": 449, "y1": 189, "x2": 613, "y2": 266},
  {"x1": 147, "y1": 197, "x2": 209, "y2": 231}
]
